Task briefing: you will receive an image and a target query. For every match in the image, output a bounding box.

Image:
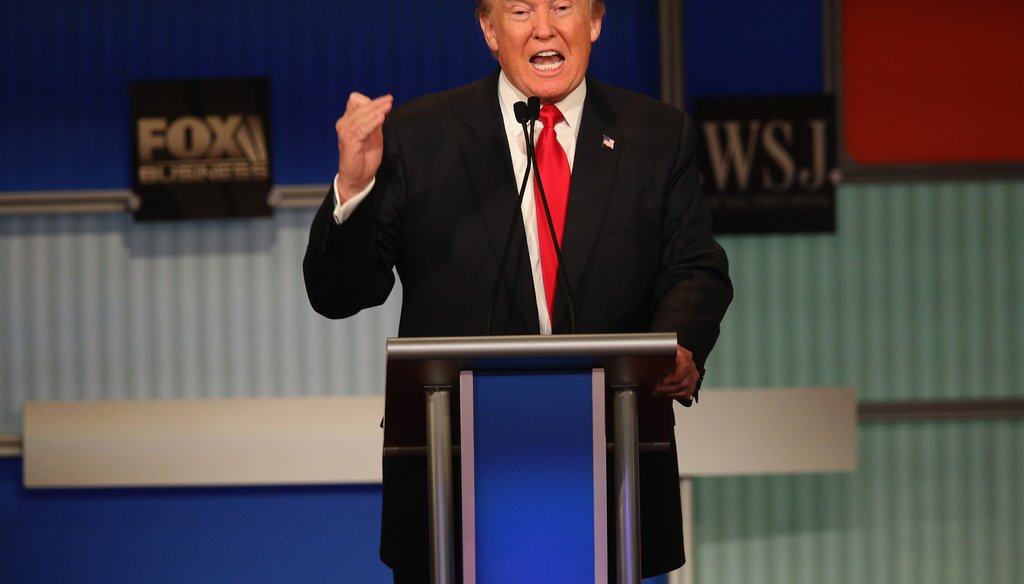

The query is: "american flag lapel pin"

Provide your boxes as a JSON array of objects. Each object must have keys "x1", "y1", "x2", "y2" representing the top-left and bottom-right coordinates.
[{"x1": 601, "y1": 134, "x2": 615, "y2": 150}]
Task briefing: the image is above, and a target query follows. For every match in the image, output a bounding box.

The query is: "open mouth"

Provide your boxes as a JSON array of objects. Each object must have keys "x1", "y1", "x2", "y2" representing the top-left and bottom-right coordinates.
[{"x1": 530, "y1": 50, "x2": 565, "y2": 72}]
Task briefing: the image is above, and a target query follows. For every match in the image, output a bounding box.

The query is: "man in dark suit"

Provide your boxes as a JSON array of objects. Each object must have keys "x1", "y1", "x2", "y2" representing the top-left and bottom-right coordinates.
[{"x1": 304, "y1": 0, "x2": 732, "y2": 580}]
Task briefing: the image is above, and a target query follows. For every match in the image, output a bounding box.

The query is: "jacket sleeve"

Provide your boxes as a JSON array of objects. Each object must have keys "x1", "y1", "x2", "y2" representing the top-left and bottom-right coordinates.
[
  {"x1": 302, "y1": 121, "x2": 407, "y2": 320},
  {"x1": 650, "y1": 113, "x2": 733, "y2": 371}
]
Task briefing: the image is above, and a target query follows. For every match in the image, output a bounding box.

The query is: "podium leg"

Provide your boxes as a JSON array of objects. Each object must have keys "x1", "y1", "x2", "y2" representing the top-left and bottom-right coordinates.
[
  {"x1": 613, "y1": 386, "x2": 641, "y2": 584},
  {"x1": 426, "y1": 386, "x2": 455, "y2": 584}
]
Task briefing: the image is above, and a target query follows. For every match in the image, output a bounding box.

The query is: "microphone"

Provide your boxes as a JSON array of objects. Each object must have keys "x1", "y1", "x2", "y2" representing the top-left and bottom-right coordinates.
[
  {"x1": 485, "y1": 97, "x2": 577, "y2": 335},
  {"x1": 526, "y1": 96, "x2": 540, "y2": 123},
  {"x1": 514, "y1": 100, "x2": 530, "y2": 124},
  {"x1": 485, "y1": 100, "x2": 538, "y2": 334},
  {"x1": 528, "y1": 99, "x2": 577, "y2": 334}
]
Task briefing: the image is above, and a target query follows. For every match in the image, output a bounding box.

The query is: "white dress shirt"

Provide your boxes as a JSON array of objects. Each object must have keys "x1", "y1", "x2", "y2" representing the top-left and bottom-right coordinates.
[{"x1": 332, "y1": 72, "x2": 586, "y2": 334}]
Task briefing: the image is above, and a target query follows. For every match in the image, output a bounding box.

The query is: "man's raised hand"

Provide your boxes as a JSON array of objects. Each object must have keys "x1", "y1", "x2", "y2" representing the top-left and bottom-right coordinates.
[{"x1": 335, "y1": 92, "x2": 394, "y2": 202}]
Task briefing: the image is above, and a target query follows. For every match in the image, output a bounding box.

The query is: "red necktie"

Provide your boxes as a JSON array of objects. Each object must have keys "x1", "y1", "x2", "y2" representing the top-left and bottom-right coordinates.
[{"x1": 533, "y1": 104, "x2": 571, "y2": 323}]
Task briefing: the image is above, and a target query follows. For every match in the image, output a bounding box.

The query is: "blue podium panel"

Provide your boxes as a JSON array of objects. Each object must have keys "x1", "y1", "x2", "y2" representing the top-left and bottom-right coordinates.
[{"x1": 462, "y1": 370, "x2": 606, "y2": 583}]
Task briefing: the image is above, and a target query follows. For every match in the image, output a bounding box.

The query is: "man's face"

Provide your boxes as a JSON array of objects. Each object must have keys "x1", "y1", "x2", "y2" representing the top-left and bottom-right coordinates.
[{"x1": 479, "y1": 0, "x2": 603, "y2": 103}]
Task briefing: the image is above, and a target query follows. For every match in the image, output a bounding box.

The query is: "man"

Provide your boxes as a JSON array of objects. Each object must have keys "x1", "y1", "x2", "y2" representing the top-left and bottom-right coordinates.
[{"x1": 304, "y1": 0, "x2": 732, "y2": 580}]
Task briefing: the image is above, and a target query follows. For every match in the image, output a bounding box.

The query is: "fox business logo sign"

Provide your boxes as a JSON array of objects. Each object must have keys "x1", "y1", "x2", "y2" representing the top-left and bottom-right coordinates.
[
  {"x1": 137, "y1": 114, "x2": 269, "y2": 184},
  {"x1": 131, "y1": 77, "x2": 272, "y2": 221},
  {"x1": 696, "y1": 95, "x2": 836, "y2": 234}
]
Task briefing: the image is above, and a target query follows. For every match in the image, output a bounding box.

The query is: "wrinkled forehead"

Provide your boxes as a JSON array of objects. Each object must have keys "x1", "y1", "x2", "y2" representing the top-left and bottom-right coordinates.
[{"x1": 476, "y1": 0, "x2": 604, "y2": 18}]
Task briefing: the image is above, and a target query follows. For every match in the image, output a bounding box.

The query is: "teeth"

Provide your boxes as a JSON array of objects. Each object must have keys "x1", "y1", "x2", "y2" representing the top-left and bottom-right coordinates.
[
  {"x1": 531, "y1": 50, "x2": 564, "y2": 71},
  {"x1": 532, "y1": 60, "x2": 563, "y2": 71}
]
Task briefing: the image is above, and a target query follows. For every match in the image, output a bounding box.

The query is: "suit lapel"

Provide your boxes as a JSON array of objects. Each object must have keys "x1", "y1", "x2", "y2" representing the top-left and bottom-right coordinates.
[
  {"x1": 456, "y1": 72, "x2": 539, "y2": 333},
  {"x1": 553, "y1": 80, "x2": 622, "y2": 331}
]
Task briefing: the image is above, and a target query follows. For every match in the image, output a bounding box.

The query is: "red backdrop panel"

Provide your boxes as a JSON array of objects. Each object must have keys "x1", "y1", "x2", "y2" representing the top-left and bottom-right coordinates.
[{"x1": 843, "y1": 0, "x2": 1024, "y2": 164}]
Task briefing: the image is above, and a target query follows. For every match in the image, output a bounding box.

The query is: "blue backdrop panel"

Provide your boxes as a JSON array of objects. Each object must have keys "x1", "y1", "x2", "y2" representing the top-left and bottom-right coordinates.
[
  {"x1": 0, "y1": 458, "x2": 391, "y2": 583},
  {"x1": 683, "y1": 0, "x2": 824, "y2": 111},
  {"x1": 473, "y1": 371, "x2": 597, "y2": 582},
  {"x1": 0, "y1": 0, "x2": 658, "y2": 192}
]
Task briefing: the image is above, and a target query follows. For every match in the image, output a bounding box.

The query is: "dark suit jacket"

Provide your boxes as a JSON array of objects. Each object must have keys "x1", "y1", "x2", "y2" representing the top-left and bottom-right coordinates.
[{"x1": 304, "y1": 71, "x2": 732, "y2": 577}]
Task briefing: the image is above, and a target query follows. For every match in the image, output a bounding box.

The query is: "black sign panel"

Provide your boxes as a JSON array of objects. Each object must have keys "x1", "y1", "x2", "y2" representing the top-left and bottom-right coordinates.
[
  {"x1": 695, "y1": 95, "x2": 836, "y2": 234},
  {"x1": 131, "y1": 78, "x2": 272, "y2": 221}
]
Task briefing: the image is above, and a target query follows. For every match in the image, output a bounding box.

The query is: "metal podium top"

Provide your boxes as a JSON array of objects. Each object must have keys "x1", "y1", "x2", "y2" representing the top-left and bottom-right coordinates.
[
  {"x1": 386, "y1": 332, "x2": 677, "y2": 388},
  {"x1": 383, "y1": 333, "x2": 678, "y2": 451}
]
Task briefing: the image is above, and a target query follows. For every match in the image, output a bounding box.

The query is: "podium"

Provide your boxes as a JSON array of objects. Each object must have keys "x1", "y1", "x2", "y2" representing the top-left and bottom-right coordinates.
[{"x1": 384, "y1": 333, "x2": 678, "y2": 584}]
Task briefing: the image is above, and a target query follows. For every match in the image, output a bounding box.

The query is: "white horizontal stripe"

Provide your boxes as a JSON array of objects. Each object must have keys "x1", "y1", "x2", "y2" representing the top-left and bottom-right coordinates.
[{"x1": 21, "y1": 388, "x2": 856, "y2": 488}]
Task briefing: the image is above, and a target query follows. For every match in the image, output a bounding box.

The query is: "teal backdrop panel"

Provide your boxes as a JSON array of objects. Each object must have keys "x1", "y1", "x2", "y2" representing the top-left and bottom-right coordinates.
[
  {"x1": 694, "y1": 419, "x2": 1024, "y2": 584},
  {"x1": 708, "y1": 180, "x2": 1023, "y2": 401},
  {"x1": 3, "y1": 181, "x2": 1021, "y2": 431}
]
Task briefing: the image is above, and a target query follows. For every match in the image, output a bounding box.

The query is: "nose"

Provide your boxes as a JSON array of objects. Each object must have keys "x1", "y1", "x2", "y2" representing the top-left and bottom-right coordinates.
[{"x1": 532, "y1": 9, "x2": 555, "y2": 39}]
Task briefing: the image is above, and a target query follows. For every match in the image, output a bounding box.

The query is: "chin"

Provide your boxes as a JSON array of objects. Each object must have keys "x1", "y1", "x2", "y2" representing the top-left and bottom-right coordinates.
[{"x1": 529, "y1": 82, "x2": 571, "y2": 102}]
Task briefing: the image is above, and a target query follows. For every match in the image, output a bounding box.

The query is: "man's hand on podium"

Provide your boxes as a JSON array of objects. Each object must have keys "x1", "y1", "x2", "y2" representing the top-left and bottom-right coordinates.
[{"x1": 653, "y1": 345, "x2": 701, "y2": 404}]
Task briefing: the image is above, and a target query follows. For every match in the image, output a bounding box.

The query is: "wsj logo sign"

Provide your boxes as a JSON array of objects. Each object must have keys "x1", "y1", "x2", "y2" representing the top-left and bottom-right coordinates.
[
  {"x1": 131, "y1": 78, "x2": 272, "y2": 221},
  {"x1": 703, "y1": 118, "x2": 829, "y2": 193},
  {"x1": 696, "y1": 95, "x2": 836, "y2": 234},
  {"x1": 137, "y1": 114, "x2": 269, "y2": 184}
]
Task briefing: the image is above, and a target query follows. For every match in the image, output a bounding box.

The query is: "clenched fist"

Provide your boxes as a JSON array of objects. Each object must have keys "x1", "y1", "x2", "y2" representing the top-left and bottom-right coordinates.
[{"x1": 335, "y1": 92, "x2": 394, "y2": 202}]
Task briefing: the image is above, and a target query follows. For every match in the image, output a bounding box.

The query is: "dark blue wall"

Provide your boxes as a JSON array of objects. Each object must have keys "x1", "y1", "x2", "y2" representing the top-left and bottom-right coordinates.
[
  {"x1": 0, "y1": 0, "x2": 658, "y2": 192},
  {"x1": 0, "y1": 0, "x2": 831, "y2": 191},
  {"x1": 683, "y1": 0, "x2": 824, "y2": 111},
  {"x1": 0, "y1": 458, "x2": 391, "y2": 583}
]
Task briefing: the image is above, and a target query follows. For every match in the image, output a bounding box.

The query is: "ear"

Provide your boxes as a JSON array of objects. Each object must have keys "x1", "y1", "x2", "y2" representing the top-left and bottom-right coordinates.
[
  {"x1": 590, "y1": 14, "x2": 602, "y2": 43},
  {"x1": 479, "y1": 13, "x2": 500, "y2": 53}
]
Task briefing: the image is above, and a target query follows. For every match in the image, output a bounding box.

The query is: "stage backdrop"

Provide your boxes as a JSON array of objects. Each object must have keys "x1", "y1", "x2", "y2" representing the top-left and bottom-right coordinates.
[{"x1": 1, "y1": 2, "x2": 1022, "y2": 584}]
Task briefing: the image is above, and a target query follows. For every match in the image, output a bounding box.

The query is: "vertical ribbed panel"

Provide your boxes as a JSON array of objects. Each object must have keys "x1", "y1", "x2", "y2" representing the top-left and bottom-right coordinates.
[
  {"x1": 1, "y1": 207, "x2": 401, "y2": 432},
  {"x1": 709, "y1": 180, "x2": 1024, "y2": 400},
  {"x1": 695, "y1": 420, "x2": 1024, "y2": 584},
  {"x1": 2, "y1": 181, "x2": 1022, "y2": 430},
  {"x1": 693, "y1": 179, "x2": 1023, "y2": 584}
]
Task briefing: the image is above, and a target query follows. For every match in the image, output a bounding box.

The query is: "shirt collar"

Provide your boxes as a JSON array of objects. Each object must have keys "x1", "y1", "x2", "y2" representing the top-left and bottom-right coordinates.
[{"x1": 497, "y1": 70, "x2": 587, "y2": 137}]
